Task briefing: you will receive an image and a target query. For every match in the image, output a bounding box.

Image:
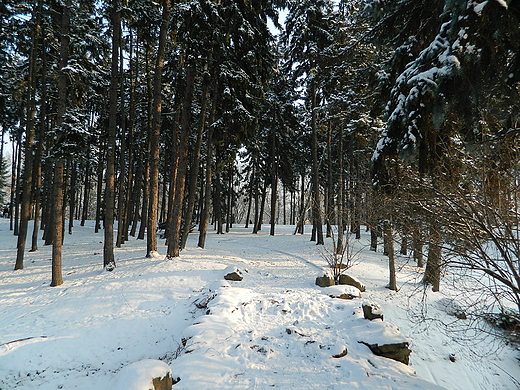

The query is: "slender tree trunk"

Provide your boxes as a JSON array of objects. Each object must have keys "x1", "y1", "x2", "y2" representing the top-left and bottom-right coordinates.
[
  {"x1": 297, "y1": 173, "x2": 305, "y2": 234},
  {"x1": 15, "y1": 0, "x2": 41, "y2": 269},
  {"x1": 181, "y1": 75, "x2": 209, "y2": 248},
  {"x1": 400, "y1": 226, "x2": 408, "y2": 255},
  {"x1": 384, "y1": 219, "x2": 397, "y2": 291},
  {"x1": 51, "y1": 0, "x2": 72, "y2": 287},
  {"x1": 94, "y1": 146, "x2": 104, "y2": 233},
  {"x1": 30, "y1": 17, "x2": 46, "y2": 252},
  {"x1": 252, "y1": 178, "x2": 260, "y2": 234},
  {"x1": 245, "y1": 173, "x2": 253, "y2": 229},
  {"x1": 310, "y1": 82, "x2": 323, "y2": 245},
  {"x1": 12, "y1": 136, "x2": 22, "y2": 234},
  {"x1": 167, "y1": 63, "x2": 194, "y2": 258},
  {"x1": 197, "y1": 129, "x2": 213, "y2": 248},
  {"x1": 225, "y1": 165, "x2": 232, "y2": 233},
  {"x1": 103, "y1": 0, "x2": 120, "y2": 270},
  {"x1": 137, "y1": 159, "x2": 149, "y2": 240},
  {"x1": 336, "y1": 125, "x2": 344, "y2": 255},
  {"x1": 413, "y1": 225, "x2": 424, "y2": 267},
  {"x1": 326, "y1": 121, "x2": 332, "y2": 238},
  {"x1": 116, "y1": 37, "x2": 128, "y2": 248},
  {"x1": 68, "y1": 160, "x2": 77, "y2": 235},
  {"x1": 122, "y1": 31, "x2": 136, "y2": 242},
  {"x1": 197, "y1": 81, "x2": 218, "y2": 248},
  {"x1": 270, "y1": 127, "x2": 277, "y2": 236},
  {"x1": 50, "y1": 160, "x2": 64, "y2": 287},
  {"x1": 42, "y1": 156, "x2": 54, "y2": 245},
  {"x1": 258, "y1": 179, "x2": 268, "y2": 231},
  {"x1": 424, "y1": 223, "x2": 442, "y2": 291},
  {"x1": 80, "y1": 157, "x2": 90, "y2": 226},
  {"x1": 147, "y1": 0, "x2": 170, "y2": 257},
  {"x1": 214, "y1": 173, "x2": 223, "y2": 234}
]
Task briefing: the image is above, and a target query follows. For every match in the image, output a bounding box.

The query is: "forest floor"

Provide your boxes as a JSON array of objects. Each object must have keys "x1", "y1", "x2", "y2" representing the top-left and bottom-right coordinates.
[{"x1": 0, "y1": 219, "x2": 519, "y2": 389}]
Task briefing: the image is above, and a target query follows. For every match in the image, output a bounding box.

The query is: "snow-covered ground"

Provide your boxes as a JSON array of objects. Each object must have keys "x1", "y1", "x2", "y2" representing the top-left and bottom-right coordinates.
[{"x1": 0, "y1": 219, "x2": 518, "y2": 389}]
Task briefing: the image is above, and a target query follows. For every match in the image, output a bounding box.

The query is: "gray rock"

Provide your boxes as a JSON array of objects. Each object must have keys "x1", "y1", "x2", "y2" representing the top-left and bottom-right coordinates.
[
  {"x1": 359, "y1": 341, "x2": 411, "y2": 365},
  {"x1": 362, "y1": 302, "x2": 384, "y2": 321},
  {"x1": 315, "y1": 275, "x2": 334, "y2": 287},
  {"x1": 224, "y1": 267, "x2": 243, "y2": 281},
  {"x1": 338, "y1": 274, "x2": 366, "y2": 292}
]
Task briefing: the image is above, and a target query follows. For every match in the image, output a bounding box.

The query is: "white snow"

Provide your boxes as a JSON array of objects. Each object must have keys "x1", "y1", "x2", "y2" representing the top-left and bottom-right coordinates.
[
  {"x1": 0, "y1": 219, "x2": 519, "y2": 389},
  {"x1": 112, "y1": 359, "x2": 172, "y2": 390},
  {"x1": 473, "y1": 1, "x2": 489, "y2": 16}
]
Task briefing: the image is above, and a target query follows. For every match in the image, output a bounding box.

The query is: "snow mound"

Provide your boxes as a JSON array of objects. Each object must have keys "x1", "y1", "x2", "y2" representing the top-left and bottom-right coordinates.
[{"x1": 112, "y1": 359, "x2": 171, "y2": 390}]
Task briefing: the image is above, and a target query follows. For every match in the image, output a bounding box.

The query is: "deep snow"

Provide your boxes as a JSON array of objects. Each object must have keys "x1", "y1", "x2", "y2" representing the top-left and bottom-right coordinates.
[{"x1": 0, "y1": 219, "x2": 518, "y2": 389}]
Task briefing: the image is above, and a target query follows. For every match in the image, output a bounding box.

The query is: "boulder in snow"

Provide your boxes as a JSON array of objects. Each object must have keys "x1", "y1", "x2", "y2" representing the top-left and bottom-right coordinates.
[
  {"x1": 112, "y1": 359, "x2": 177, "y2": 390},
  {"x1": 338, "y1": 274, "x2": 366, "y2": 292},
  {"x1": 224, "y1": 266, "x2": 243, "y2": 281},
  {"x1": 315, "y1": 274, "x2": 334, "y2": 287},
  {"x1": 362, "y1": 302, "x2": 384, "y2": 321},
  {"x1": 359, "y1": 341, "x2": 411, "y2": 365}
]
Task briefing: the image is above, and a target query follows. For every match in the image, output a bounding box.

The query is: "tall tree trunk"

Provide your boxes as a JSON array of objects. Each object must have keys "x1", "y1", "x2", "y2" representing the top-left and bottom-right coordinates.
[
  {"x1": 310, "y1": 82, "x2": 323, "y2": 245},
  {"x1": 137, "y1": 159, "x2": 149, "y2": 240},
  {"x1": 384, "y1": 219, "x2": 397, "y2": 291},
  {"x1": 103, "y1": 0, "x2": 120, "y2": 270},
  {"x1": 256, "y1": 178, "x2": 268, "y2": 232},
  {"x1": 51, "y1": 0, "x2": 72, "y2": 287},
  {"x1": 270, "y1": 123, "x2": 277, "y2": 236},
  {"x1": 30, "y1": 19, "x2": 47, "y2": 252},
  {"x1": 214, "y1": 173, "x2": 223, "y2": 234},
  {"x1": 181, "y1": 75, "x2": 209, "y2": 249},
  {"x1": 252, "y1": 178, "x2": 260, "y2": 234},
  {"x1": 80, "y1": 157, "x2": 90, "y2": 226},
  {"x1": 68, "y1": 160, "x2": 77, "y2": 235},
  {"x1": 15, "y1": 0, "x2": 41, "y2": 269},
  {"x1": 326, "y1": 121, "x2": 332, "y2": 238},
  {"x1": 167, "y1": 63, "x2": 195, "y2": 258},
  {"x1": 424, "y1": 223, "x2": 442, "y2": 291},
  {"x1": 412, "y1": 225, "x2": 424, "y2": 267},
  {"x1": 12, "y1": 135, "x2": 22, "y2": 234},
  {"x1": 400, "y1": 227, "x2": 408, "y2": 255},
  {"x1": 226, "y1": 163, "x2": 234, "y2": 232},
  {"x1": 197, "y1": 82, "x2": 218, "y2": 249},
  {"x1": 297, "y1": 173, "x2": 305, "y2": 234},
  {"x1": 122, "y1": 31, "x2": 136, "y2": 242},
  {"x1": 336, "y1": 124, "x2": 344, "y2": 255},
  {"x1": 197, "y1": 129, "x2": 213, "y2": 248},
  {"x1": 94, "y1": 146, "x2": 104, "y2": 233},
  {"x1": 116, "y1": 37, "x2": 128, "y2": 248},
  {"x1": 147, "y1": 0, "x2": 171, "y2": 257},
  {"x1": 244, "y1": 171, "x2": 253, "y2": 229}
]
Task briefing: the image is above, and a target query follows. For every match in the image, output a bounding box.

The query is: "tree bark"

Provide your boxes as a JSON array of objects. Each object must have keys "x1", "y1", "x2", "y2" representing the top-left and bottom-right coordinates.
[
  {"x1": 15, "y1": 0, "x2": 41, "y2": 269},
  {"x1": 384, "y1": 219, "x2": 397, "y2": 291},
  {"x1": 94, "y1": 145, "x2": 104, "y2": 233},
  {"x1": 336, "y1": 124, "x2": 344, "y2": 255},
  {"x1": 424, "y1": 223, "x2": 442, "y2": 291},
  {"x1": 270, "y1": 119, "x2": 277, "y2": 236},
  {"x1": 68, "y1": 160, "x2": 77, "y2": 235},
  {"x1": 103, "y1": 0, "x2": 120, "y2": 270},
  {"x1": 180, "y1": 73, "x2": 208, "y2": 248},
  {"x1": 310, "y1": 81, "x2": 323, "y2": 245},
  {"x1": 412, "y1": 225, "x2": 424, "y2": 267},
  {"x1": 147, "y1": 0, "x2": 170, "y2": 257},
  {"x1": 51, "y1": 0, "x2": 72, "y2": 287},
  {"x1": 167, "y1": 63, "x2": 195, "y2": 258},
  {"x1": 197, "y1": 81, "x2": 218, "y2": 249}
]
